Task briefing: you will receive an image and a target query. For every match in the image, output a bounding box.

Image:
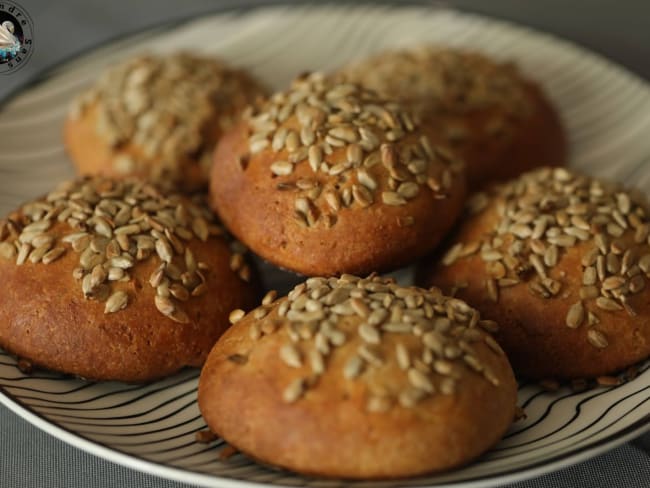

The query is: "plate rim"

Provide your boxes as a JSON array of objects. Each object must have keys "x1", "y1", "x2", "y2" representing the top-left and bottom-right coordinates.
[
  {"x1": 2, "y1": 0, "x2": 650, "y2": 109},
  {"x1": 1, "y1": 371, "x2": 648, "y2": 488},
  {"x1": 1, "y1": 2, "x2": 650, "y2": 487}
]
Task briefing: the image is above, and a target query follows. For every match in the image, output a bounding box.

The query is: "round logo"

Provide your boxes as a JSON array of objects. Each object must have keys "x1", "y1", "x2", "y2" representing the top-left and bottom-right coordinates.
[{"x1": 0, "y1": 1, "x2": 33, "y2": 74}]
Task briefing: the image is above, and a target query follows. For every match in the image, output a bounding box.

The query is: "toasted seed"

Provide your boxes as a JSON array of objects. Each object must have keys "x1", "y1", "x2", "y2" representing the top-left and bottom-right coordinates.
[
  {"x1": 580, "y1": 286, "x2": 600, "y2": 300},
  {"x1": 352, "y1": 184, "x2": 373, "y2": 207},
  {"x1": 397, "y1": 182, "x2": 419, "y2": 199},
  {"x1": 366, "y1": 395, "x2": 392, "y2": 413},
  {"x1": 154, "y1": 295, "x2": 175, "y2": 315},
  {"x1": 343, "y1": 354, "x2": 364, "y2": 379},
  {"x1": 463, "y1": 354, "x2": 483, "y2": 372},
  {"x1": 253, "y1": 307, "x2": 268, "y2": 320},
  {"x1": 629, "y1": 275, "x2": 645, "y2": 294},
  {"x1": 481, "y1": 250, "x2": 503, "y2": 262},
  {"x1": 358, "y1": 344, "x2": 383, "y2": 366},
  {"x1": 192, "y1": 217, "x2": 209, "y2": 242},
  {"x1": 279, "y1": 343, "x2": 302, "y2": 368},
  {"x1": 16, "y1": 242, "x2": 31, "y2": 265},
  {"x1": 398, "y1": 387, "x2": 425, "y2": 408},
  {"x1": 307, "y1": 145, "x2": 322, "y2": 172},
  {"x1": 270, "y1": 160, "x2": 293, "y2": 176},
  {"x1": 105, "y1": 291, "x2": 128, "y2": 314},
  {"x1": 229, "y1": 309, "x2": 245, "y2": 324},
  {"x1": 442, "y1": 243, "x2": 463, "y2": 266},
  {"x1": 638, "y1": 254, "x2": 650, "y2": 273},
  {"x1": 529, "y1": 254, "x2": 546, "y2": 278},
  {"x1": 583, "y1": 266, "x2": 597, "y2": 286},
  {"x1": 114, "y1": 224, "x2": 140, "y2": 235},
  {"x1": 602, "y1": 276, "x2": 625, "y2": 290},
  {"x1": 587, "y1": 311, "x2": 600, "y2": 326},
  {"x1": 249, "y1": 322, "x2": 262, "y2": 340},
  {"x1": 432, "y1": 358, "x2": 453, "y2": 375},
  {"x1": 381, "y1": 191, "x2": 406, "y2": 206},
  {"x1": 309, "y1": 349, "x2": 325, "y2": 375},
  {"x1": 356, "y1": 169, "x2": 377, "y2": 191},
  {"x1": 262, "y1": 290, "x2": 278, "y2": 306},
  {"x1": 282, "y1": 378, "x2": 304, "y2": 403},
  {"x1": 407, "y1": 368, "x2": 434, "y2": 393},
  {"x1": 566, "y1": 301, "x2": 584, "y2": 328},
  {"x1": 582, "y1": 247, "x2": 599, "y2": 267},
  {"x1": 110, "y1": 255, "x2": 134, "y2": 269},
  {"x1": 349, "y1": 297, "x2": 370, "y2": 318},
  {"x1": 479, "y1": 319, "x2": 499, "y2": 334},
  {"x1": 42, "y1": 247, "x2": 65, "y2": 264},
  {"x1": 544, "y1": 245, "x2": 558, "y2": 267},
  {"x1": 587, "y1": 329, "x2": 609, "y2": 348},
  {"x1": 596, "y1": 296, "x2": 623, "y2": 311},
  {"x1": 108, "y1": 267, "x2": 125, "y2": 281},
  {"x1": 169, "y1": 283, "x2": 190, "y2": 302},
  {"x1": 358, "y1": 323, "x2": 381, "y2": 344},
  {"x1": 395, "y1": 343, "x2": 410, "y2": 370},
  {"x1": 155, "y1": 238, "x2": 173, "y2": 263}
]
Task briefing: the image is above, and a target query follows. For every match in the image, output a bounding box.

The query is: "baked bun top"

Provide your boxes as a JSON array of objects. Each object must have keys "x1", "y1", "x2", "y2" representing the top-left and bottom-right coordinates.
[
  {"x1": 0, "y1": 176, "x2": 257, "y2": 381},
  {"x1": 422, "y1": 167, "x2": 650, "y2": 378},
  {"x1": 337, "y1": 46, "x2": 567, "y2": 190},
  {"x1": 209, "y1": 72, "x2": 466, "y2": 276},
  {"x1": 339, "y1": 46, "x2": 532, "y2": 119},
  {"x1": 199, "y1": 274, "x2": 516, "y2": 478},
  {"x1": 66, "y1": 53, "x2": 266, "y2": 190}
]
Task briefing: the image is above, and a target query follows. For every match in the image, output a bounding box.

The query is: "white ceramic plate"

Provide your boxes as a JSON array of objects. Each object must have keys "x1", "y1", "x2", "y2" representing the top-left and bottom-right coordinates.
[{"x1": 0, "y1": 4, "x2": 649, "y2": 487}]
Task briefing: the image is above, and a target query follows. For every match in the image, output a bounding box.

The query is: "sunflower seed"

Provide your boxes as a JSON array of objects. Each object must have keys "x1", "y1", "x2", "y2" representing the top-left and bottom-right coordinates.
[
  {"x1": 566, "y1": 302, "x2": 584, "y2": 328},
  {"x1": 595, "y1": 296, "x2": 623, "y2": 311},
  {"x1": 381, "y1": 191, "x2": 406, "y2": 206},
  {"x1": 279, "y1": 343, "x2": 302, "y2": 368},
  {"x1": 587, "y1": 329, "x2": 609, "y2": 348},
  {"x1": 407, "y1": 368, "x2": 434, "y2": 393},
  {"x1": 282, "y1": 378, "x2": 305, "y2": 403},
  {"x1": 105, "y1": 291, "x2": 128, "y2": 314},
  {"x1": 227, "y1": 309, "x2": 245, "y2": 325}
]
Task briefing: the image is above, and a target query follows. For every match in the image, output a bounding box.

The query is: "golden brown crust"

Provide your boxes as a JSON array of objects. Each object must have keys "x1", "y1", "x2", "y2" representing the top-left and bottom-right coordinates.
[
  {"x1": 64, "y1": 104, "x2": 209, "y2": 191},
  {"x1": 0, "y1": 178, "x2": 259, "y2": 382},
  {"x1": 199, "y1": 276, "x2": 517, "y2": 478},
  {"x1": 65, "y1": 54, "x2": 267, "y2": 192},
  {"x1": 209, "y1": 74, "x2": 467, "y2": 277},
  {"x1": 337, "y1": 47, "x2": 567, "y2": 190},
  {"x1": 417, "y1": 168, "x2": 650, "y2": 379}
]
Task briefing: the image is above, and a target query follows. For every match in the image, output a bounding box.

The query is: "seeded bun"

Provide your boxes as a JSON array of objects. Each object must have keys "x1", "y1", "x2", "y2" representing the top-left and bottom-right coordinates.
[
  {"x1": 64, "y1": 53, "x2": 266, "y2": 192},
  {"x1": 337, "y1": 46, "x2": 567, "y2": 190},
  {"x1": 209, "y1": 72, "x2": 466, "y2": 277},
  {"x1": 199, "y1": 275, "x2": 517, "y2": 479},
  {"x1": 417, "y1": 167, "x2": 650, "y2": 379},
  {"x1": 0, "y1": 177, "x2": 258, "y2": 382}
]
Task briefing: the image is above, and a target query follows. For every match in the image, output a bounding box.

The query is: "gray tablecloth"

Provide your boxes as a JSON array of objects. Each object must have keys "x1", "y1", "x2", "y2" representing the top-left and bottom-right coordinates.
[{"x1": 0, "y1": 1, "x2": 649, "y2": 487}]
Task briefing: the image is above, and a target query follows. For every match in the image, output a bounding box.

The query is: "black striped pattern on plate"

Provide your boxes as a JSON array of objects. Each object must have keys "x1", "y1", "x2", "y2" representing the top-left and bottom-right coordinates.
[{"x1": 0, "y1": 5, "x2": 649, "y2": 488}]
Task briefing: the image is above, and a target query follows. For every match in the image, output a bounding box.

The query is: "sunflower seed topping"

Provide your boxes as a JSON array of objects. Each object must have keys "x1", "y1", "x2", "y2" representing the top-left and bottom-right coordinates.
[
  {"x1": 587, "y1": 329, "x2": 609, "y2": 349},
  {"x1": 282, "y1": 378, "x2": 305, "y2": 403},
  {"x1": 244, "y1": 72, "x2": 461, "y2": 228},
  {"x1": 338, "y1": 46, "x2": 532, "y2": 136},
  {"x1": 0, "y1": 177, "x2": 247, "y2": 323},
  {"x1": 71, "y1": 54, "x2": 264, "y2": 186},
  {"x1": 233, "y1": 275, "x2": 503, "y2": 408},
  {"x1": 565, "y1": 302, "x2": 584, "y2": 329},
  {"x1": 104, "y1": 291, "x2": 128, "y2": 314},
  {"x1": 442, "y1": 167, "x2": 650, "y2": 350}
]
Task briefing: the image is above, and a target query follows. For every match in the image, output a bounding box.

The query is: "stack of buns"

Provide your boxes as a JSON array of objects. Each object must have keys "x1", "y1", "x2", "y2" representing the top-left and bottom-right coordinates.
[{"x1": 0, "y1": 45, "x2": 646, "y2": 479}]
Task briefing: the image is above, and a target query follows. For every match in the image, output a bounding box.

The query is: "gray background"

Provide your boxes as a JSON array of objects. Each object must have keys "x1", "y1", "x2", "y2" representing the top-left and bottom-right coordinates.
[{"x1": 0, "y1": 1, "x2": 649, "y2": 487}]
